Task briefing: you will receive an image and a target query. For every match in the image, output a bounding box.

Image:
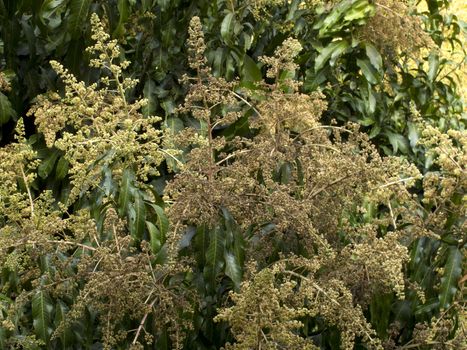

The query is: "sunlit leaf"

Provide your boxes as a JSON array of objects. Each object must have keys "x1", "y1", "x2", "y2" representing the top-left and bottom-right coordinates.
[
  {"x1": 224, "y1": 252, "x2": 241, "y2": 290},
  {"x1": 365, "y1": 43, "x2": 382, "y2": 72},
  {"x1": 221, "y1": 12, "x2": 235, "y2": 44},
  {"x1": 315, "y1": 40, "x2": 349, "y2": 71},
  {"x1": 357, "y1": 58, "x2": 379, "y2": 84}
]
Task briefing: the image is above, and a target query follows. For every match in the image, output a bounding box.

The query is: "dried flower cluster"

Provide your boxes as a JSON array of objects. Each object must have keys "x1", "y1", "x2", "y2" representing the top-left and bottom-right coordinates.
[
  {"x1": 1, "y1": 6, "x2": 464, "y2": 349},
  {"x1": 1, "y1": 14, "x2": 192, "y2": 349},
  {"x1": 27, "y1": 14, "x2": 165, "y2": 203},
  {"x1": 418, "y1": 122, "x2": 466, "y2": 243},
  {"x1": 357, "y1": 0, "x2": 432, "y2": 58},
  {"x1": 163, "y1": 16, "x2": 435, "y2": 349}
]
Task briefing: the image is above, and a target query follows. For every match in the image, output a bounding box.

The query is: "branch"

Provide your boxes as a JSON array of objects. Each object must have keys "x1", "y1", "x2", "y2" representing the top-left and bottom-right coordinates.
[
  {"x1": 132, "y1": 297, "x2": 158, "y2": 345},
  {"x1": 377, "y1": 176, "x2": 420, "y2": 189},
  {"x1": 20, "y1": 165, "x2": 34, "y2": 219},
  {"x1": 308, "y1": 174, "x2": 350, "y2": 199},
  {"x1": 230, "y1": 91, "x2": 264, "y2": 119}
]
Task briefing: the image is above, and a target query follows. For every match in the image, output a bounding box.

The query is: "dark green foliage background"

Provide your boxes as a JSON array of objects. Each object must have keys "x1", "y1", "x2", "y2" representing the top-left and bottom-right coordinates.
[{"x1": 0, "y1": 0, "x2": 465, "y2": 349}]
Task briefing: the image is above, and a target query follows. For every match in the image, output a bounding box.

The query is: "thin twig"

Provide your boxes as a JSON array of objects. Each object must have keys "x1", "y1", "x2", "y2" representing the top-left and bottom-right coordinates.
[
  {"x1": 215, "y1": 150, "x2": 250, "y2": 166},
  {"x1": 375, "y1": 2, "x2": 405, "y2": 19},
  {"x1": 388, "y1": 200, "x2": 397, "y2": 230},
  {"x1": 132, "y1": 296, "x2": 158, "y2": 345},
  {"x1": 230, "y1": 91, "x2": 263, "y2": 118},
  {"x1": 283, "y1": 270, "x2": 340, "y2": 306},
  {"x1": 293, "y1": 125, "x2": 352, "y2": 141},
  {"x1": 159, "y1": 148, "x2": 184, "y2": 167},
  {"x1": 15, "y1": 239, "x2": 97, "y2": 251},
  {"x1": 308, "y1": 175, "x2": 350, "y2": 199},
  {"x1": 377, "y1": 176, "x2": 420, "y2": 189},
  {"x1": 20, "y1": 165, "x2": 34, "y2": 218},
  {"x1": 308, "y1": 143, "x2": 340, "y2": 152}
]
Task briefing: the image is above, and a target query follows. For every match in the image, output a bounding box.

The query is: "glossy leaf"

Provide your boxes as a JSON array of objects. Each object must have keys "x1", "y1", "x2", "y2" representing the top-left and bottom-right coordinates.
[
  {"x1": 147, "y1": 221, "x2": 162, "y2": 254},
  {"x1": 67, "y1": 0, "x2": 91, "y2": 38},
  {"x1": 38, "y1": 149, "x2": 60, "y2": 179},
  {"x1": 0, "y1": 92, "x2": 16, "y2": 125},
  {"x1": 315, "y1": 40, "x2": 349, "y2": 71},
  {"x1": 148, "y1": 203, "x2": 169, "y2": 241},
  {"x1": 114, "y1": 0, "x2": 130, "y2": 37},
  {"x1": 439, "y1": 246, "x2": 463, "y2": 310},
  {"x1": 221, "y1": 12, "x2": 235, "y2": 44},
  {"x1": 54, "y1": 300, "x2": 73, "y2": 348},
  {"x1": 118, "y1": 168, "x2": 134, "y2": 216},
  {"x1": 32, "y1": 290, "x2": 54, "y2": 344},
  {"x1": 204, "y1": 227, "x2": 225, "y2": 291},
  {"x1": 385, "y1": 131, "x2": 409, "y2": 154},
  {"x1": 55, "y1": 156, "x2": 69, "y2": 180},
  {"x1": 365, "y1": 43, "x2": 382, "y2": 72},
  {"x1": 428, "y1": 53, "x2": 440, "y2": 82},
  {"x1": 242, "y1": 54, "x2": 262, "y2": 82},
  {"x1": 142, "y1": 79, "x2": 158, "y2": 117},
  {"x1": 129, "y1": 191, "x2": 146, "y2": 240},
  {"x1": 224, "y1": 252, "x2": 241, "y2": 290},
  {"x1": 357, "y1": 58, "x2": 379, "y2": 84}
]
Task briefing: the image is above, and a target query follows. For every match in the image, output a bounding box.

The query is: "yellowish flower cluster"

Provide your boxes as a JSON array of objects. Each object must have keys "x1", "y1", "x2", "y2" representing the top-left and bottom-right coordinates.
[{"x1": 28, "y1": 14, "x2": 166, "y2": 202}]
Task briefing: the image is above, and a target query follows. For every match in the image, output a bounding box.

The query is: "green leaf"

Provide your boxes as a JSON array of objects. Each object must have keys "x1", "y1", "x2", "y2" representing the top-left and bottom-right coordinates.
[
  {"x1": 67, "y1": 0, "x2": 91, "y2": 39},
  {"x1": 224, "y1": 252, "x2": 242, "y2": 290},
  {"x1": 427, "y1": 52, "x2": 440, "y2": 82},
  {"x1": 220, "y1": 12, "x2": 235, "y2": 44},
  {"x1": 204, "y1": 227, "x2": 225, "y2": 291},
  {"x1": 316, "y1": 0, "x2": 373, "y2": 37},
  {"x1": 195, "y1": 225, "x2": 209, "y2": 268},
  {"x1": 385, "y1": 132, "x2": 409, "y2": 154},
  {"x1": 129, "y1": 191, "x2": 146, "y2": 240},
  {"x1": 161, "y1": 99, "x2": 175, "y2": 115},
  {"x1": 315, "y1": 40, "x2": 349, "y2": 71},
  {"x1": 118, "y1": 168, "x2": 134, "y2": 216},
  {"x1": 439, "y1": 246, "x2": 462, "y2": 310},
  {"x1": 392, "y1": 300, "x2": 412, "y2": 327},
  {"x1": 55, "y1": 156, "x2": 69, "y2": 180},
  {"x1": 279, "y1": 162, "x2": 292, "y2": 184},
  {"x1": 32, "y1": 290, "x2": 54, "y2": 344},
  {"x1": 367, "y1": 84, "x2": 376, "y2": 115},
  {"x1": 114, "y1": 0, "x2": 130, "y2": 38},
  {"x1": 343, "y1": 0, "x2": 374, "y2": 23},
  {"x1": 365, "y1": 43, "x2": 382, "y2": 72},
  {"x1": 407, "y1": 122, "x2": 420, "y2": 148},
  {"x1": 357, "y1": 58, "x2": 379, "y2": 84},
  {"x1": 0, "y1": 92, "x2": 16, "y2": 125},
  {"x1": 54, "y1": 300, "x2": 73, "y2": 348},
  {"x1": 316, "y1": 0, "x2": 352, "y2": 37},
  {"x1": 142, "y1": 79, "x2": 158, "y2": 117},
  {"x1": 147, "y1": 203, "x2": 169, "y2": 242},
  {"x1": 147, "y1": 221, "x2": 161, "y2": 254},
  {"x1": 165, "y1": 116, "x2": 184, "y2": 134},
  {"x1": 142, "y1": 0, "x2": 154, "y2": 11},
  {"x1": 370, "y1": 293, "x2": 393, "y2": 337},
  {"x1": 368, "y1": 124, "x2": 381, "y2": 139},
  {"x1": 242, "y1": 54, "x2": 262, "y2": 82},
  {"x1": 38, "y1": 149, "x2": 60, "y2": 179}
]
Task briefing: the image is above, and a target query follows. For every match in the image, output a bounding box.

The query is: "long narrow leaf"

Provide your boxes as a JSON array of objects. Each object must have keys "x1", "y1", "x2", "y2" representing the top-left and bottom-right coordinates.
[
  {"x1": 118, "y1": 168, "x2": 134, "y2": 216},
  {"x1": 439, "y1": 246, "x2": 463, "y2": 309},
  {"x1": 67, "y1": 0, "x2": 91, "y2": 38},
  {"x1": 129, "y1": 191, "x2": 146, "y2": 240},
  {"x1": 204, "y1": 227, "x2": 225, "y2": 292},
  {"x1": 32, "y1": 290, "x2": 54, "y2": 344}
]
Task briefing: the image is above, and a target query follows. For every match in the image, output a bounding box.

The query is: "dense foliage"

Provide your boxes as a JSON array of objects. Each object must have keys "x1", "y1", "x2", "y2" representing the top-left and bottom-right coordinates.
[{"x1": 0, "y1": 0, "x2": 465, "y2": 349}]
